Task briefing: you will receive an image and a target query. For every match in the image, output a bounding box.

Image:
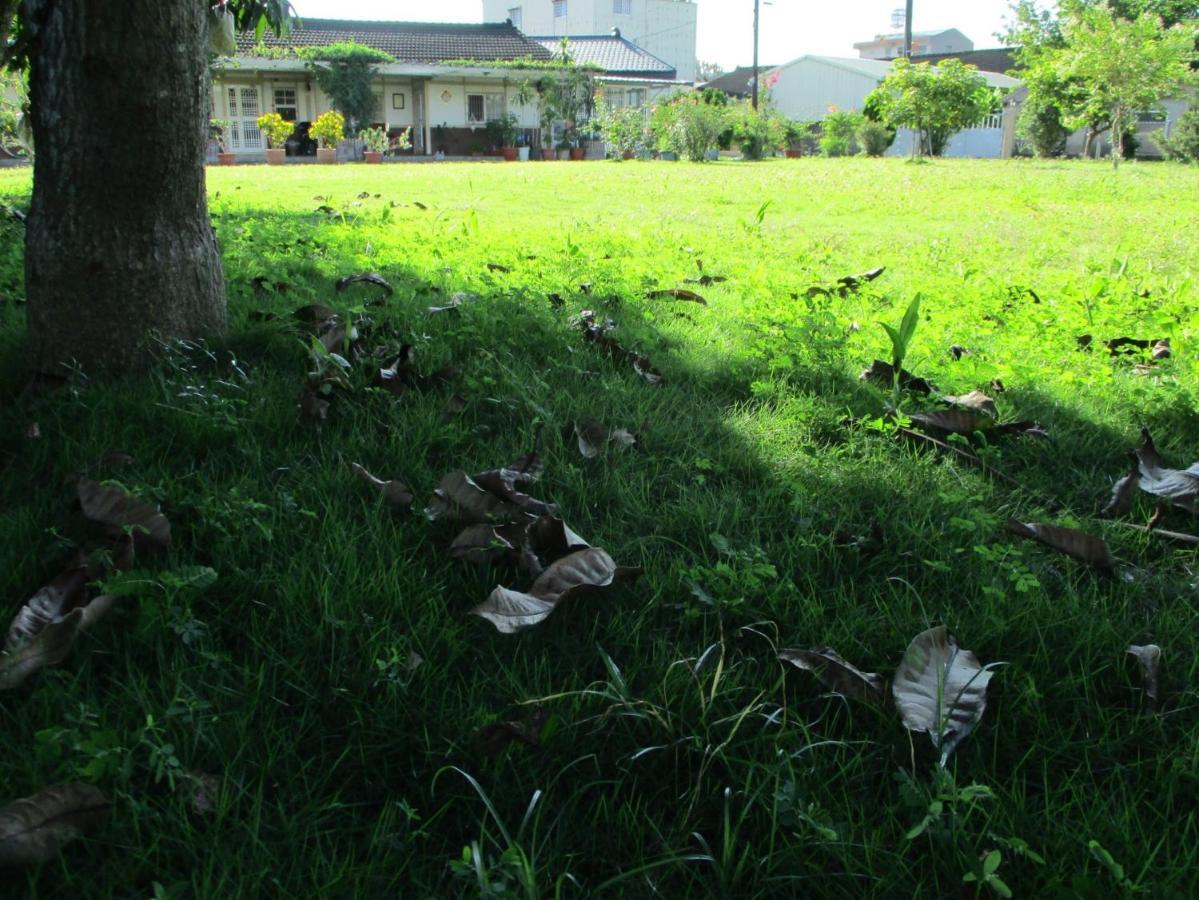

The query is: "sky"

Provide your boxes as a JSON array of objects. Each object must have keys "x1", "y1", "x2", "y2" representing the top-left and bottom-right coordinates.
[{"x1": 290, "y1": 1, "x2": 1017, "y2": 69}]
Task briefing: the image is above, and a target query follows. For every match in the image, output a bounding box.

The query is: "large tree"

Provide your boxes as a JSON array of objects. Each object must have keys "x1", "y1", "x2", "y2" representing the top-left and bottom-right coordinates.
[
  {"x1": 0, "y1": 1, "x2": 289, "y2": 375},
  {"x1": 865, "y1": 59, "x2": 998, "y2": 157},
  {"x1": 1006, "y1": 0, "x2": 1198, "y2": 158},
  {"x1": 1057, "y1": 2, "x2": 1196, "y2": 164}
]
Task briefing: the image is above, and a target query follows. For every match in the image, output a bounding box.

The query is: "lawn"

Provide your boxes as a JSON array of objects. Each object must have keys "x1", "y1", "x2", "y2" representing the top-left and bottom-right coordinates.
[{"x1": 1, "y1": 157, "x2": 1198, "y2": 898}]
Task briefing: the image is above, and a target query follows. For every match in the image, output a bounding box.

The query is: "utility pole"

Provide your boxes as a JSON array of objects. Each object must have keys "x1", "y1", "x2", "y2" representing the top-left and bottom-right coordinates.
[
  {"x1": 904, "y1": 0, "x2": 914, "y2": 58},
  {"x1": 751, "y1": 0, "x2": 760, "y2": 110}
]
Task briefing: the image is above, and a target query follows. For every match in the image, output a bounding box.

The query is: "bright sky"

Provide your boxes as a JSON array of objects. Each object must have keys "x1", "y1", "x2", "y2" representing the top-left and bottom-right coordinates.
[{"x1": 290, "y1": 1, "x2": 1017, "y2": 69}]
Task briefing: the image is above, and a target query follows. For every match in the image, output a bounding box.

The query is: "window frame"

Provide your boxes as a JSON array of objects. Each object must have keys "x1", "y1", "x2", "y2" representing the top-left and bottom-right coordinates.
[
  {"x1": 614, "y1": 0, "x2": 631, "y2": 15},
  {"x1": 553, "y1": 0, "x2": 567, "y2": 18}
]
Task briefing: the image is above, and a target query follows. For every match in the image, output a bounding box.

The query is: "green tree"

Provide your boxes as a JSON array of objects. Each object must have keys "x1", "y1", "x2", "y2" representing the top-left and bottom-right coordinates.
[
  {"x1": 1055, "y1": 2, "x2": 1196, "y2": 165},
  {"x1": 0, "y1": 1, "x2": 291, "y2": 374},
  {"x1": 303, "y1": 42, "x2": 393, "y2": 135},
  {"x1": 649, "y1": 92, "x2": 728, "y2": 161},
  {"x1": 1157, "y1": 106, "x2": 1199, "y2": 159},
  {"x1": 865, "y1": 59, "x2": 998, "y2": 157}
]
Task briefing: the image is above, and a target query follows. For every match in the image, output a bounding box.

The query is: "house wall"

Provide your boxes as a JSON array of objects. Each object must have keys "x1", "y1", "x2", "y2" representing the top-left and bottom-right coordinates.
[
  {"x1": 855, "y1": 29, "x2": 973, "y2": 61},
  {"x1": 885, "y1": 126, "x2": 1005, "y2": 158},
  {"x1": 768, "y1": 58, "x2": 877, "y2": 121},
  {"x1": 485, "y1": 0, "x2": 697, "y2": 83}
]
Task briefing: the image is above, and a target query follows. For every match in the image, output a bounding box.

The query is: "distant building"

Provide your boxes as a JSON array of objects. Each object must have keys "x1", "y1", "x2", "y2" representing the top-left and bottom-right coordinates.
[
  {"x1": 854, "y1": 28, "x2": 973, "y2": 60},
  {"x1": 483, "y1": 0, "x2": 698, "y2": 83},
  {"x1": 698, "y1": 64, "x2": 777, "y2": 99},
  {"x1": 534, "y1": 32, "x2": 684, "y2": 111}
]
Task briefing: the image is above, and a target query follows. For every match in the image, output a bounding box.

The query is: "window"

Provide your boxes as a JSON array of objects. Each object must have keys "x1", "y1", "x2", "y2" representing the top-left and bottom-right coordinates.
[
  {"x1": 627, "y1": 88, "x2": 646, "y2": 108},
  {"x1": 392, "y1": 92, "x2": 406, "y2": 110},
  {"x1": 508, "y1": 6, "x2": 522, "y2": 29},
  {"x1": 467, "y1": 93, "x2": 505, "y2": 124},
  {"x1": 273, "y1": 88, "x2": 297, "y2": 122},
  {"x1": 606, "y1": 90, "x2": 626, "y2": 109},
  {"x1": 971, "y1": 112, "x2": 1002, "y2": 130},
  {"x1": 553, "y1": 0, "x2": 567, "y2": 17},
  {"x1": 614, "y1": 0, "x2": 631, "y2": 14}
]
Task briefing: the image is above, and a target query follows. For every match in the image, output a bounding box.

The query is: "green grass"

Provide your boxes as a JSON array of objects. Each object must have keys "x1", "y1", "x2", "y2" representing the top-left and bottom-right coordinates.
[{"x1": 1, "y1": 157, "x2": 1198, "y2": 898}]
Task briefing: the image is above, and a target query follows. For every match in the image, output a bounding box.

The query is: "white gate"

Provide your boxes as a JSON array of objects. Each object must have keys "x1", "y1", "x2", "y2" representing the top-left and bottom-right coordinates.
[{"x1": 225, "y1": 85, "x2": 264, "y2": 153}]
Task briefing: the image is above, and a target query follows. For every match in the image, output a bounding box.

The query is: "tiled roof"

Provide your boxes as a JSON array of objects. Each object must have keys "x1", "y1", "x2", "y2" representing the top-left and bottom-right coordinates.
[
  {"x1": 699, "y1": 65, "x2": 777, "y2": 97},
  {"x1": 532, "y1": 35, "x2": 675, "y2": 78},
  {"x1": 236, "y1": 19, "x2": 554, "y2": 63},
  {"x1": 914, "y1": 48, "x2": 1017, "y2": 76}
]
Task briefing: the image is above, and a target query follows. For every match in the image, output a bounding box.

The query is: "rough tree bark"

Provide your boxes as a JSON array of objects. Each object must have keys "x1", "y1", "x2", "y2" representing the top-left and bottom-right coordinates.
[{"x1": 22, "y1": 0, "x2": 224, "y2": 374}]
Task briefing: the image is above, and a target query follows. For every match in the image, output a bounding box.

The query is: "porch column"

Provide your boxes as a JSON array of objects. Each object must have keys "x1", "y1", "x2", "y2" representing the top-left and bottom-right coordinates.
[{"x1": 412, "y1": 79, "x2": 427, "y2": 155}]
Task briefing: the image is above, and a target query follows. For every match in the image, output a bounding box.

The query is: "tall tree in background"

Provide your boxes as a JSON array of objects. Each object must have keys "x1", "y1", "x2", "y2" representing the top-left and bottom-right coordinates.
[
  {"x1": 0, "y1": 1, "x2": 289, "y2": 375},
  {"x1": 1056, "y1": 2, "x2": 1196, "y2": 165},
  {"x1": 1007, "y1": 0, "x2": 1198, "y2": 158},
  {"x1": 696, "y1": 60, "x2": 725, "y2": 83},
  {"x1": 865, "y1": 59, "x2": 998, "y2": 157}
]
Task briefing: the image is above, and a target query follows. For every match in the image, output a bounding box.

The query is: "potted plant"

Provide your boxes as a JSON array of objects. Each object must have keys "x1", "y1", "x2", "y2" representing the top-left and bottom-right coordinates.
[
  {"x1": 388, "y1": 127, "x2": 413, "y2": 157},
  {"x1": 783, "y1": 119, "x2": 812, "y2": 158},
  {"x1": 310, "y1": 110, "x2": 345, "y2": 164},
  {"x1": 493, "y1": 112, "x2": 520, "y2": 161},
  {"x1": 209, "y1": 118, "x2": 235, "y2": 165},
  {"x1": 468, "y1": 140, "x2": 484, "y2": 158},
  {"x1": 556, "y1": 138, "x2": 572, "y2": 161},
  {"x1": 359, "y1": 126, "x2": 388, "y2": 164},
  {"x1": 432, "y1": 122, "x2": 449, "y2": 155},
  {"x1": 256, "y1": 112, "x2": 293, "y2": 164}
]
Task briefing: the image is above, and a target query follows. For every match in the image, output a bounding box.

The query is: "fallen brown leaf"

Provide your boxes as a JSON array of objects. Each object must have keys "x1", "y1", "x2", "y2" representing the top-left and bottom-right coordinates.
[
  {"x1": 944, "y1": 390, "x2": 997, "y2": 417},
  {"x1": 859, "y1": 360, "x2": 934, "y2": 395},
  {"x1": 1005, "y1": 520, "x2": 1115, "y2": 573},
  {"x1": 351, "y1": 463, "x2": 413, "y2": 509},
  {"x1": 779, "y1": 647, "x2": 885, "y2": 704},
  {"x1": 1126, "y1": 644, "x2": 1161, "y2": 709},
  {"x1": 335, "y1": 272, "x2": 393, "y2": 296},
  {"x1": 77, "y1": 479, "x2": 171, "y2": 552},
  {"x1": 645, "y1": 288, "x2": 707, "y2": 305},
  {"x1": 574, "y1": 417, "x2": 638, "y2": 458},
  {"x1": 1134, "y1": 428, "x2": 1199, "y2": 513},
  {"x1": 0, "y1": 783, "x2": 110, "y2": 866}
]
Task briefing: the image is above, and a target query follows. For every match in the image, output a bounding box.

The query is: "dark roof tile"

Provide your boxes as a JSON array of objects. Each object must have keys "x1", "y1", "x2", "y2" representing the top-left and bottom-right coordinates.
[
  {"x1": 236, "y1": 19, "x2": 554, "y2": 63},
  {"x1": 533, "y1": 35, "x2": 675, "y2": 78}
]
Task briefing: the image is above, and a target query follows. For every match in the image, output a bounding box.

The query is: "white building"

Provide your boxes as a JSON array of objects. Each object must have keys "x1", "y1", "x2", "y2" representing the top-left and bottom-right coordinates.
[
  {"x1": 854, "y1": 28, "x2": 973, "y2": 61},
  {"x1": 483, "y1": 0, "x2": 698, "y2": 83},
  {"x1": 766, "y1": 55, "x2": 1021, "y2": 159}
]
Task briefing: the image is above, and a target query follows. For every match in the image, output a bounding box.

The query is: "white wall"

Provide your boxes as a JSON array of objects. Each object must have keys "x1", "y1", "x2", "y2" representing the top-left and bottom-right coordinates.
[
  {"x1": 424, "y1": 78, "x2": 539, "y2": 129},
  {"x1": 768, "y1": 58, "x2": 877, "y2": 121},
  {"x1": 885, "y1": 126, "x2": 1004, "y2": 158},
  {"x1": 484, "y1": 0, "x2": 698, "y2": 83}
]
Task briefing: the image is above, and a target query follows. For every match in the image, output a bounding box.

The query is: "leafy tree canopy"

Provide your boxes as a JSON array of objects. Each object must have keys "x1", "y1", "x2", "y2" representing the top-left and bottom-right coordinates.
[{"x1": 865, "y1": 59, "x2": 998, "y2": 156}]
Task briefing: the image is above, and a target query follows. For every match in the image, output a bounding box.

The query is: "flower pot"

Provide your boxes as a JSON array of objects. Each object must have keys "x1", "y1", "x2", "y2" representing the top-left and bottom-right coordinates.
[
  {"x1": 517, "y1": 147, "x2": 530, "y2": 161},
  {"x1": 622, "y1": 150, "x2": 635, "y2": 160},
  {"x1": 501, "y1": 147, "x2": 519, "y2": 161},
  {"x1": 317, "y1": 147, "x2": 337, "y2": 164},
  {"x1": 659, "y1": 150, "x2": 678, "y2": 161},
  {"x1": 217, "y1": 152, "x2": 236, "y2": 165},
  {"x1": 266, "y1": 148, "x2": 286, "y2": 165},
  {"x1": 556, "y1": 149, "x2": 571, "y2": 161},
  {"x1": 364, "y1": 151, "x2": 383, "y2": 164},
  {"x1": 569, "y1": 147, "x2": 585, "y2": 161},
  {"x1": 786, "y1": 149, "x2": 803, "y2": 159}
]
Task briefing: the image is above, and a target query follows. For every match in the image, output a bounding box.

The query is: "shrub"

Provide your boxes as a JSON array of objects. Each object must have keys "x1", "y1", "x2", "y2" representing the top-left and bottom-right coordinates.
[
  {"x1": 310, "y1": 111, "x2": 345, "y2": 148},
  {"x1": 857, "y1": 120, "x2": 895, "y2": 156},
  {"x1": 595, "y1": 102, "x2": 645, "y2": 158},
  {"x1": 821, "y1": 109, "x2": 864, "y2": 157},
  {"x1": 648, "y1": 92, "x2": 728, "y2": 161},
  {"x1": 1015, "y1": 94, "x2": 1069, "y2": 158},
  {"x1": 256, "y1": 112, "x2": 294, "y2": 150},
  {"x1": 732, "y1": 102, "x2": 785, "y2": 160},
  {"x1": 1157, "y1": 107, "x2": 1199, "y2": 161}
]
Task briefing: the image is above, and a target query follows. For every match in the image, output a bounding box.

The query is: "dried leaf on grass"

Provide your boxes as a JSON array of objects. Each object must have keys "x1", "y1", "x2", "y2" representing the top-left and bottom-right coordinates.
[
  {"x1": 451, "y1": 517, "x2": 589, "y2": 575},
  {"x1": 1005, "y1": 520, "x2": 1115, "y2": 573},
  {"x1": 470, "y1": 548, "x2": 640, "y2": 633},
  {"x1": 335, "y1": 272, "x2": 393, "y2": 296},
  {"x1": 486, "y1": 263, "x2": 511, "y2": 274},
  {"x1": 779, "y1": 647, "x2": 885, "y2": 704},
  {"x1": 478, "y1": 707, "x2": 549, "y2": 756},
  {"x1": 1102, "y1": 455, "x2": 1141, "y2": 517},
  {"x1": 293, "y1": 303, "x2": 337, "y2": 324},
  {"x1": 1126, "y1": 644, "x2": 1161, "y2": 708},
  {"x1": 374, "y1": 348, "x2": 457, "y2": 397},
  {"x1": 427, "y1": 455, "x2": 554, "y2": 524},
  {"x1": 893, "y1": 626, "x2": 997, "y2": 764},
  {"x1": 859, "y1": 360, "x2": 934, "y2": 395},
  {"x1": 1134, "y1": 428, "x2": 1199, "y2": 513},
  {"x1": 351, "y1": 463, "x2": 413, "y2": 509},
  {"x1": 684, "y1": 274, "x2": 727, "y2": 286},
  {"x1": 580, "y1": 310, "x2": 665, "y2": 386},
  {"x1": 645, "y1": 288, "x2": 707, "y2": 305},
  {"x1": 838, "y1": 267, "x2": 885, "y2": 291},
  {"x1": 909, "y1": 409, "x2": 997, "y2": 436},
  {"x1": 428, "y1": 292, "x2": 474, "y2": 314},
  {"x1": 574, "y1": 418, "x2": 639, "y2": 458},
  {"x1": 944, "y1": 390, "x2": 997, "y2": 417},
  {"x1": 77, "y1": 479, "x2": 171, "y2": 552},
  {"x1": 2, "y1": 593, "x2": 116, "y2": 691},
  {"x1": 0, "y1": 783, "x2": 110, "y2": 866}
]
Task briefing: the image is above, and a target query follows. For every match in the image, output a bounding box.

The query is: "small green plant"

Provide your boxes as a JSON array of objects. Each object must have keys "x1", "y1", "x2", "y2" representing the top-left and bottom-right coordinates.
[
  {"x1": 881, "y1": 294, "x2": 922, "y2": 375},
  {"x1": 310, "y1": 110, "x2": 345, "y2": 148},
  {"x1": 256, "y1": 111, "x2": 294, "y2": 149},
  {"x1": 359, "y1": 126, "x2": 388, "y2": 154},
  {"x1": 858, "y1": 120, "x2": 894, "y2": 156},
  {"x1": 820, "y1": 108, "x2": 864, "y2": 157},
  {"x1": 1157, "y1": 107, "x2": 1199, "y2": 162},
  {"x1": 208, "y1": 117, "x2": 230, "y2": 151}
]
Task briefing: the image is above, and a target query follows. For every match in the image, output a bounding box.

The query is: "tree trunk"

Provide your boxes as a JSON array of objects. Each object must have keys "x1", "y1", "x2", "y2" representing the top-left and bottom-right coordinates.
[{"x1": 22, "y1": 0, "x2": 224, "y2": 375}]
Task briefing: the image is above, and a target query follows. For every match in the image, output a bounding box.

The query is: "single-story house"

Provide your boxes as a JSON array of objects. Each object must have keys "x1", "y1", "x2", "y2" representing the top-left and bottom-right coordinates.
[
  {"x1": 534, "y1": 29, "x2": 685, "y2": 112},
  {"x1": 210, "y1": 18, "x2": 682, "y2": 160},
  {"x1": 765, "y1": 55, "x2": 1021, "y2": 159}
]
